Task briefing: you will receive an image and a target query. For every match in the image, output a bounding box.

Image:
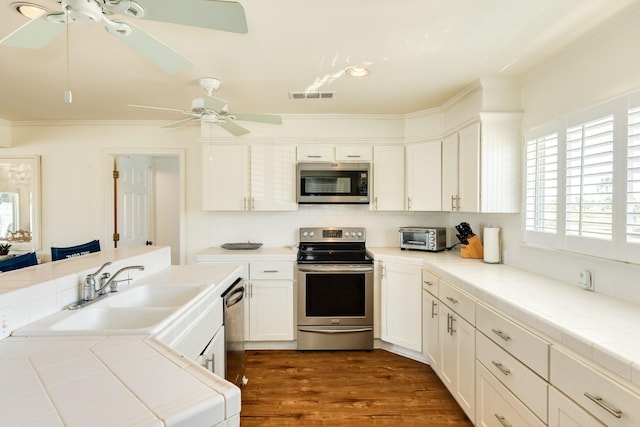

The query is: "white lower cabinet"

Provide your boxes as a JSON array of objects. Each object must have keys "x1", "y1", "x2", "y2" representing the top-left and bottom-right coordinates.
[
  {"x1": 422, "y1": 287, "x2": 439, "y2": 370},
  {"x1": 439, "y1": 303, "x2": 475, "y2": 423},
  {"x1": 476, "y1": 361, "x2": 546, "y2": 427},
  {"x1": 549, "y1": 386, "x2": 606, "y2": 427},
  {"x1": 380, "y1": 261, "x2": 422, "y2": 352},
  {"x1": 247, "y1": 261, "x2": 294, "y2": 342},
  {"x1": 550, "y1": 346, "x2": 640, "y2": 427}
]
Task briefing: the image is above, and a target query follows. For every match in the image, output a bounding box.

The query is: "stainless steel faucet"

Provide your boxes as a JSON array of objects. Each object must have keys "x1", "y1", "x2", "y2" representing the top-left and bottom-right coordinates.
[
  {"x1": 69, "y1": 263, "x2": 145, "y2": 310},
  {"x1": 82, "y1": 261, "x2": 112, "y2": 301},
  {"x1": 97, "y1": 265, "x2": 145, "y2": 295}
]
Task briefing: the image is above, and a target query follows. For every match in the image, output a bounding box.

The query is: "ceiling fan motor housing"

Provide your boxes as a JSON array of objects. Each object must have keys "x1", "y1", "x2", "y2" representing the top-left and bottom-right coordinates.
[{"x1": 59, "y1": 0, "x2": 104, "y2": 24}]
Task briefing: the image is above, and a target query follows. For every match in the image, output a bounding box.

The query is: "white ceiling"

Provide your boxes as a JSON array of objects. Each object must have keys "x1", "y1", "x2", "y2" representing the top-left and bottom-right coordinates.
[{"x1": 1, "y1": 0, "x2": 638, "y2": 123}]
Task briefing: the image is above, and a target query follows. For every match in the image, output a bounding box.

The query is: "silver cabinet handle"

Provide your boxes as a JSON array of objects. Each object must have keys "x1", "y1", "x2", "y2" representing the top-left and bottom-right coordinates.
[
  {"x1": 407, "y1": 196, "x2": 412, "y2": 210},
  {"x1": 584, "y1": 393, "x2": 623, "y2": 419},
  {"x1": 451, "y1": 195, "x2": 461, "y2": 210},
  {"x1": 307, "y1": 155, "x2": 322, "y2": 158},
  {"x1": 494, "y1": 414, "x2": 512, "y2": 427},
  {"x1": 450, "y1": 315, "x2": 456, "y2": 334},
  {"x1": 346, "y1": 155, "x2": 361, "y2": 158},
  {"x1": 374, "y1": 196, "x2": 378, "y2": 210},
  {"x1": 492, "y1": 328, "x2": 511, "y2": 342},
  {"x1": 262, "y1": 270, "x2": 279, "y2": 273},
  {"x1": 243, "y1": 196, "x2": 247, "y2": 211},
  {"x1": 251, "y1": 196, "x2": 255, "y2": 211},
  {"x1": 445, "y1": 296, "x2": 459, "y2": 304},
  {"x1": 446, "y1": 312, "x2": 452, "y2": 334},
  {"x1": 431, "y1": 300, "x2": 437, "y2": 318},
  {"x1": 423, "y1": 280, "x2": 434, "y2": 287},
  {"x1": 491, "y1": 361, "x2": 511, "y2": 376}
]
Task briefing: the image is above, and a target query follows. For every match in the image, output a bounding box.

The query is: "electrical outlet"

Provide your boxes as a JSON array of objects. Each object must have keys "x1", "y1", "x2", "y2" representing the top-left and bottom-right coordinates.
[
  {"x1": 0, "y1": 307, "x2": 9, "y2": 339},
  {"x1": 578, "y1": 269, "x2": 594, "y2": 291}
]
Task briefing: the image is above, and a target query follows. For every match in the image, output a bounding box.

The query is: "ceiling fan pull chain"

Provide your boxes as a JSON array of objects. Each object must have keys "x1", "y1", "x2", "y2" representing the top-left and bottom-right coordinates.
[{"x1": 64, "y1": 6, "x2": 72, "y2": 104}]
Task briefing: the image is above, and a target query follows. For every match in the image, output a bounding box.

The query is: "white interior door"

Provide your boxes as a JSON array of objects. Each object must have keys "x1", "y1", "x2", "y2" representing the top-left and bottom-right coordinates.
[{"x1": 116, "y1": 156, "x2": 152, "y2": 248}]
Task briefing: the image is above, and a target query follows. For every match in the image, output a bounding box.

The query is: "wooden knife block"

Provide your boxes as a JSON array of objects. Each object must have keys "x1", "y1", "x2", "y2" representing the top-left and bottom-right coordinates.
[{"x1": 461, "y1": 235, "x2": 484, "y2": 259}]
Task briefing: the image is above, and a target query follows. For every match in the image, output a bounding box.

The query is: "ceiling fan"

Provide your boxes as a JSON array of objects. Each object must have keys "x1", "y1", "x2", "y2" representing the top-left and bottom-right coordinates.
[
  {"x1": 0, "y1": 0, "x2": 248, "y2": 74},
  {"x1": 129, "y1": 77, "x2": 283, "y2": 136}
]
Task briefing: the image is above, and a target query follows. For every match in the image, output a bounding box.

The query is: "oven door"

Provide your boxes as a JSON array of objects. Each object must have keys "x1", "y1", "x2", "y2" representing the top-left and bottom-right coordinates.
[{"x1": 297, "y1": 264, "x2": 373, "y2": 327}]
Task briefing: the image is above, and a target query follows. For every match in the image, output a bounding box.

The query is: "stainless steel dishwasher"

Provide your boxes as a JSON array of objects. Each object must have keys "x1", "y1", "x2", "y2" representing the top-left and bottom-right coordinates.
[{"x1": 222, "y1": 278, "x2": 247, "y2": 387}]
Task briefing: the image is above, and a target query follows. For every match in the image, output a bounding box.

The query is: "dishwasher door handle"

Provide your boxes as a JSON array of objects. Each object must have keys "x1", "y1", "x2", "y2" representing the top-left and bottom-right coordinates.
[{"x1": 225, "y1": 287, "x2": 245, "y2": 308}]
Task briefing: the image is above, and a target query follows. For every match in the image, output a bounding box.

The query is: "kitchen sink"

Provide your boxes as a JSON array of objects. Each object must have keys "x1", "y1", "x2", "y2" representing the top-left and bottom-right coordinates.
[
  {"x1": 49, "y1": 306, "x2": 176, "y2": 332},
  {"x1": 103, "y1": 283, "x2": 209, "y2": 308},
  {"x1": 13, "y1": 282, "x2": 212, "y2": 336}
]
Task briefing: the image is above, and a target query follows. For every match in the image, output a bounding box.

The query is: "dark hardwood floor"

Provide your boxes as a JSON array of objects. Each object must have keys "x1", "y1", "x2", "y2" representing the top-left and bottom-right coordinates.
[{"x1": 240, "y1": 349, "x2": 473, "y2": 426}]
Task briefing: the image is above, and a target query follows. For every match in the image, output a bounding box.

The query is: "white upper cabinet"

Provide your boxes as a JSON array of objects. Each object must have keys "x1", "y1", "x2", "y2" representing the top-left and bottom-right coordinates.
[
  {"x1": 203, "y1": 144, "x2": 297, "y2": 211},
  {"x1": 406, "y1": 140, "x2": 442, "y2": 211},
  {"x1": 335, "y1": 145, "x2": 372, "y2": 162},
  {"x1": 297, "y1": 145, "x2": 334, "y2": 162},
  {"x1": 371, "y1": 145, "x2": 404, "y2": 211},
  {"x1": 297, "y1": 145, "x2": 372, "y2": 162},
  {"x1": 442, "y1": 113, "x2": 521, "y2": 213},
  {"x1": 250, "y1": 145, "x2": 297, "y2": 211},
  {"x1": 203, "y1": 144, "x2": 249, "y2": 211}
]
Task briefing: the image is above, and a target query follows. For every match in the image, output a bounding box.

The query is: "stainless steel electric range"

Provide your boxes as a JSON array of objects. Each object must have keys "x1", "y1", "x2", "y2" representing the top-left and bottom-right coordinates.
[{"x1": 296, "y1": 227, "x2": 373, "y2": 350}]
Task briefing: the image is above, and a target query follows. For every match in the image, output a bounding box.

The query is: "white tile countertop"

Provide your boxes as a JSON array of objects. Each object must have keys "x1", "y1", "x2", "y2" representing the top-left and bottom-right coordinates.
[
  {"x1": 0, "y1": 249, "x2": 243, "y2": 427},
  {"x1": 368, "y1": 247, "x2": 640, "y2": 389}
]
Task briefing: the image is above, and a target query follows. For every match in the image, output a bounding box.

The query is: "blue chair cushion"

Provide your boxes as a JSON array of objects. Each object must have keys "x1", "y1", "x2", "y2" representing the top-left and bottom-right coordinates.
[
  {"x1": 51, "y1": 239, "x2": 100, "y2": 261},
  {"x1": 0, "y1": 252, "x2": 38, "y2": 272}
]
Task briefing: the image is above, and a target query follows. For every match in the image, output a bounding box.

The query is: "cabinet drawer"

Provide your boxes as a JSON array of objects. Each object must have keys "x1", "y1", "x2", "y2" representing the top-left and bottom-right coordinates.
[
  {"x1": 549, "y1": 386, "x2": 606, "y2": 427},
  {"x1": 297, "y1": 145, "x2": 334, "y2": 161},
  {"x1": 440, "y1": 280, "x2": 475, "y2": 324},
  {"x1": 477, "y1": 303, "x2": 549, "y2": 379},
  {"x1": 335, "y1": 146, "x2": 372, "y2": 161},
  {"x1": 476, "y1": 361, "x2": 546, "y2": 427},
  {"x1": 422, "y1": 270, "x2": 439, "y2": 296},
  {"x1": 550, "y1": 346, "x2": 640, "y2": 427},
  {"x1": 249, "y1": 262, "x2": 293, "y2": 280},
  {"x1": 477, "y1": 332, "x2": 548, "y2": 423}
]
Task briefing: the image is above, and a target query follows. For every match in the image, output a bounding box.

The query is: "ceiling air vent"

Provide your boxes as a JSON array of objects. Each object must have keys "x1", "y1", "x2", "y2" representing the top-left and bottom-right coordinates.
[{"x1": 289, "y1": 91, "x2": 335, "y2": 100}]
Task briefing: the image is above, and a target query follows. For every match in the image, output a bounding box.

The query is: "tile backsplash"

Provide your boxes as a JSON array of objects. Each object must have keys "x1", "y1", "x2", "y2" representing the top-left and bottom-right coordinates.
[{"x1": 208, "y1": 205, "x2": 450, "y2": 248}]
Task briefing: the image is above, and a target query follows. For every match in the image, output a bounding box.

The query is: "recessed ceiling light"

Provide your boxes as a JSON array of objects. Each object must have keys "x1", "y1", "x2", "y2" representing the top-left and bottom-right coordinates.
[
  {"x1": 345, "y1": 67, "x2": 371, "y2": 78},
  {"x1": 13, "y1": 2, "x2": 47, "y2": 19}
]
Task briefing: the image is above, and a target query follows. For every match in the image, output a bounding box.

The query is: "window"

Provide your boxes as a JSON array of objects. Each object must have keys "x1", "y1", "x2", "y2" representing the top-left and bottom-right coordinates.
[
  {"x1": 523, "y1": 94, "x2": 640, "y2": 264},
  {"x1": 565, "y1": 115, "x2": 614, "y2": 240},
  {"x1": 628, "y1": 106, "x2": 640, "y2": 244},
  {"x1": 525, "y1": 132, "x2": 558, "y2": 234}
]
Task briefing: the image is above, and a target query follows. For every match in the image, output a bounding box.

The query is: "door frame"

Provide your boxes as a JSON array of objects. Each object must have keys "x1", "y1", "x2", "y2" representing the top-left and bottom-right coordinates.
[{"x1": 103, "y1": 148, "x2": 186, "y2": 265}]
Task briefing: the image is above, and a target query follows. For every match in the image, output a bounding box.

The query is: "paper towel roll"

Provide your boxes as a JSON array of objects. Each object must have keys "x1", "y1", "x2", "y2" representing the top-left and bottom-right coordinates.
[{"x1": 483, "y1": 227, "x2": 501, "y2": 264}]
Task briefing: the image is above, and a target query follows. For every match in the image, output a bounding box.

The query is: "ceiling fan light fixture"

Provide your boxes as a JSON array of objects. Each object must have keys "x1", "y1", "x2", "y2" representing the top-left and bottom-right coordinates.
[
  {"x1": 345, "y1": 66, "x2": 371, "y2": 78},
  {"x1": 13, "y1": 2, "x2": 48, "y2": 19}
]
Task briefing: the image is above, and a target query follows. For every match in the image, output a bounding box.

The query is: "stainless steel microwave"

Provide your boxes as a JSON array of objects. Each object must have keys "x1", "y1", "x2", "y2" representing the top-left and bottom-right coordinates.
[{"x1": 297, "y1": 162, "x2": 370, "y2": 204}]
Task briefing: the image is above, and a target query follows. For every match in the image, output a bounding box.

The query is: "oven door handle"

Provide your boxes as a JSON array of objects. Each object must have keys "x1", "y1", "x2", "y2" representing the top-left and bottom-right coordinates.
[
  {"x1": 297, "y1": 265, "x2": 374, "y2": 273},
  {"x1": 298, "y1": 327, "x2": 374, "y2": 334}
]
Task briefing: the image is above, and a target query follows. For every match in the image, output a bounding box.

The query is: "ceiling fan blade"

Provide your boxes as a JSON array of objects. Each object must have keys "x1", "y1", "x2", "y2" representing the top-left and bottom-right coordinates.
[
  {"x1": 162, "y1": 117, "x2": 199, "y2": 128},
  {"x1": 128, "y1": 104, "x2": 188, "y2": 113},
  {"x1": 233, "y1": 113, "x2": 283, "y2": 125},
  {"x1": 136, "y1": 0, "x2": 248, "y2": 34},
  {"x1": 218, "y1": 120, "x2": 250, "y2": 136},
  {"x1": 203, "y1": 95, "x2": 228, "y2": 112},
  {"x1": 113, "y1": 21, "x2": 191, "y2": 74},
  {"x1": 0, "y1": 13, "x2": 65, "y2": 49}
]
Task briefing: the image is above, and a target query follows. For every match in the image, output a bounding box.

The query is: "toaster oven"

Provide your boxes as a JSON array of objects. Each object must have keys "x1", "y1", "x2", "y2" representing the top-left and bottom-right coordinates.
[{"x1": 399, "y1": 227, "x2": 447, "y2": 252}]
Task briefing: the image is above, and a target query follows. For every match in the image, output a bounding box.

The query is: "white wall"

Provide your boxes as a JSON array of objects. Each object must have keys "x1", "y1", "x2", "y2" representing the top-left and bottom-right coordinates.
[
  {"x1": 4, "y1": 122, "x2": 209, "y2": 263},
  {"x1": 486, "y1": 8, "x2": 640, "y2": 303}
]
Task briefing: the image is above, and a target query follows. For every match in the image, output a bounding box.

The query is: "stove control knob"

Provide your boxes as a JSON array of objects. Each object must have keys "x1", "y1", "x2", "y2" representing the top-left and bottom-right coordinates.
[
  {"x1": 344, "y1": 232, "x2": 350, "y2": 237},
  {"x1": 357, "y1": 232, "x2": 362, "y2": 237},
  {"x1": 309, "y1": 231, "x2": 315, "y2": 237},
  {"x1": 302, "y1": 231, "x2": 308, "y2": 237}
]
